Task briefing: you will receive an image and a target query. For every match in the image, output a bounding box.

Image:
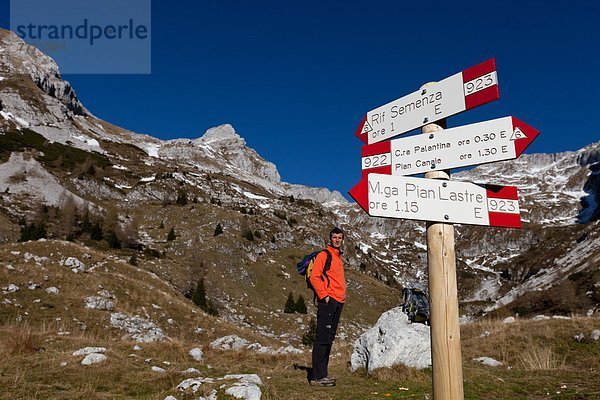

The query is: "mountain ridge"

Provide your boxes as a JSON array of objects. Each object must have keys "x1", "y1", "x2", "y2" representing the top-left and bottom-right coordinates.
[{"x1": 1, "y1": 26, "x2": 598, "y2": 345}]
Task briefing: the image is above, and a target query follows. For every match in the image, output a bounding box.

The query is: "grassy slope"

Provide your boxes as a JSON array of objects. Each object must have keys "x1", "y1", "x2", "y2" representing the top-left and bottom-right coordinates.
[{"x1": 2, "y1": 241, "x2": 600, "y2": 399}]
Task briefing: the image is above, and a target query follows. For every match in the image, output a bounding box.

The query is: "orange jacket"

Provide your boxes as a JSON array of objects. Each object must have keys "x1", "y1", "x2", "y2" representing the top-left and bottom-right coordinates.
[{"x1": 309, "y1": 245, "x2": 346, "y2": 303}]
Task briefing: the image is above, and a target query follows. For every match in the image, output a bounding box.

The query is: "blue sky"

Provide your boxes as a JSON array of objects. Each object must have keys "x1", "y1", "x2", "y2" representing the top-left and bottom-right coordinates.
[{"x1": 2, "y1": 1, "x2": 600, "y2": 199}]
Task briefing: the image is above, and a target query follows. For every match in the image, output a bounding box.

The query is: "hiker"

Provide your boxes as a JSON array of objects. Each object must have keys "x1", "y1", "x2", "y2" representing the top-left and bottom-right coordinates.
[{"x1": 309, "y1": 227, "x2": 346, "y2": 387}]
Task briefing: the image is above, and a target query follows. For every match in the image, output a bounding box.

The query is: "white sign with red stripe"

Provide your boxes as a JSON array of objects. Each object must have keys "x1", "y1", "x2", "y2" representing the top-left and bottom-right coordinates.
[
  {"x1": 348, "y1": 173, "x2": 521, "y2": 228},
  {"x1": 355, "y1": 59, "x2": 499, "y2": 144},
  {"x1": 361, "y1": 116, "x2": 540, "y2": 177}
]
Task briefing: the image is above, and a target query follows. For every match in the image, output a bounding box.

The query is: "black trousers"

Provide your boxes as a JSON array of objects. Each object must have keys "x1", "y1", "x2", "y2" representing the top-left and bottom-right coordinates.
[{"x1": 311, "y1": 297, "x2": 344, "y2": 380}]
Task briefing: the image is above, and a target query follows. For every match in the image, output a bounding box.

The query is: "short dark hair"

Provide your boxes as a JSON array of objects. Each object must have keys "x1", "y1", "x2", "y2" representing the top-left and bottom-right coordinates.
[{"x1": 330, "y1": 227, "x2": 344, "y2": 238}]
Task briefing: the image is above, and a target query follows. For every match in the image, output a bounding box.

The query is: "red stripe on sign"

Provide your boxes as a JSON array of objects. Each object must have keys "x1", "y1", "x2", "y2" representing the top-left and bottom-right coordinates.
[
  {"x1": 355, "y1": 115, "x2": 368, "y2": 144},
  {"x1": 462, "y1": 58, "x2": 496, "y2": 82},
  {"x1": 465, "y1": 85, "x2": 500, "y2": 110},
  {"x1": 489, "y1": 212, "x2": 521, "y2": 229},
  {"x1": 362, "y1": 141, "x2": 391, "y2": 157},
  {"x1": 362, "y1": 165, "x2": 391, "y2": 178},
  {"x1": 486, "y1": 185, "x2": 518, "y2": 200},
  {"x1": 348, "y1": 177, "x2": 369, "y2": 213},
  {"x1": 512, "y1": 116, "x2": 540, "y2": 157}
]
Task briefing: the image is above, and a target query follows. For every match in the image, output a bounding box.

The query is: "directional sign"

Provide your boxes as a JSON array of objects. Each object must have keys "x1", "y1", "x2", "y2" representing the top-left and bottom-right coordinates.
[
  {"x1": 349, "y1": 173, "x2": 521, "y2": 228},
  {"x1": 361, "y1": 116, "x2": 539, "y2": 177},
  {"x1": 355, "y1": 58, "x2": 500, "y2": 144}
]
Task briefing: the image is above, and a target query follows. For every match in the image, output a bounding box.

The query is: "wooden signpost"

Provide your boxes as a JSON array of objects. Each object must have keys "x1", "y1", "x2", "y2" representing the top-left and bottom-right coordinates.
[{"x1": 350, "y1": 61, "x2": 539, "y2": 400}]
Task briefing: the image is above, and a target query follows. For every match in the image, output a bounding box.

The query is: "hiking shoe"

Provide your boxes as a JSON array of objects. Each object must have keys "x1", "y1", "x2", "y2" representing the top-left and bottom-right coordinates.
[{"x1": 309, "y1": 377, "x2": 336, "y2": 387}]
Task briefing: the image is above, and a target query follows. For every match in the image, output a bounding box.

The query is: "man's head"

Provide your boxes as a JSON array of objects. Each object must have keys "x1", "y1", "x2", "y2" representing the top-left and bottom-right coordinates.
[{"x1": 329, "y1": 227, "x2": 344, "y2": 249}]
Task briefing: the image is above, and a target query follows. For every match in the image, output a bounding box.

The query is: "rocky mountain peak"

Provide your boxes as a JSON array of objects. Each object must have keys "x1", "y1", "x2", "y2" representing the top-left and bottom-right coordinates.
[
  {"x1": 0, "y1": 28, "x2": 88, "y2": 115},
  {"x1": 195, "y1": 124, "x2": 246, "y2": 149}
]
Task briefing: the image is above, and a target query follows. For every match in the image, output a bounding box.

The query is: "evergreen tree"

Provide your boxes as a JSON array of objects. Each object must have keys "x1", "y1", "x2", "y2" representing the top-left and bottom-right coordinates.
[
  {"x1": 294, "y1": 294, "x2": 307, "y2": 314},
  {"x1": 18, "y1": 222, "x2": 47, "y2": 242},
  {"x1": 243, "y1": 229, "x2": 254, "y2": 241},
  {"x1": 107, "y1": 231, "x2": 121, "y2": 249},
  {"x1": 214, "y1": 223, "x2": 223, "y2": 236},
  {"x1": 167, "y1": 227, "x2": 176, "y2": 241},
  {"x1": 284, "y1": 292, "x2": 296, "y2": 314},
  {"x1": 81, "y1": 211, "x2": 92, "y2": 233},
  {"x1": 90, "y1": 222, "x2": 103, "y2": 240},
  {"x1": 191, "y1": 278, "x2": 208, "y2": 309},
  {"x1": 176, "y1": 191, "x2": 188, "y2": 205},
  {"x1": 301, "y1": 318, "x2": 317, "y2": 346},
  {"x1": 191, "y1": 278, "x2": 219, "y2": 316}
]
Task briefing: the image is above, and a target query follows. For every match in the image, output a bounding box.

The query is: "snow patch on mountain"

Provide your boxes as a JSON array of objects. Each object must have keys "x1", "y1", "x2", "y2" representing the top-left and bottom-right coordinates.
[{"x1": 0, "y1": 152, "x2": 88, "y2": 209}]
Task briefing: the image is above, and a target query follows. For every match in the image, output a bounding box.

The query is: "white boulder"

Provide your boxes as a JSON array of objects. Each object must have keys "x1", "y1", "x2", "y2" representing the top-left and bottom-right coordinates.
[
  {"x1": 473, "y1": 357, "x2": 503, "y2": 367},
  {"x1": 81, "y1": 353, "x2": 107, "y2": 365},
  {"x1": 209, "y1": 335, "x2": 251, "y2": 351},
  {"x1": 225, "y1": 383, "x2": 262, "y2": 400},
  {"x1": 5, "y1": 284, "x2": 19, "y2": 293},
  {"x1": 85, "y1": 296, "x2": 114, "y2": 311},
  {"x1": 189, "y1": 348, "x2": 204, "y2": 361},
  {"x1": 73, "y1": 347, "x2": 106, "y2": 356},
  {"x1": 110, "y1": 312, "x2": 165, "y2": 342},
  {"x1": 351, "y1": 307, "x2": 431, "y2": 373},
  {"x1": 223, "y1": 374, "x2": 263, "y2": 385},
  {"x1": 64, "y1": 257, "x2": 86, "y2": 273}
]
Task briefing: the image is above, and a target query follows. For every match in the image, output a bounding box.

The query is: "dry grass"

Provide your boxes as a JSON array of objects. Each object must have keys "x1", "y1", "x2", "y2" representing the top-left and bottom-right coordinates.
[
  {"x1": 2, "y1": 239, "x2": 599, "y2": 399},
  {"x1": 2, "y1": 316, "x2": 600, "y2": 399},
  {"x1": 517, "y1": 346, "x2": 565, "y2": 371},
  {"x1": 1, "y1": 323, "x2": 44, "y2": 356}
]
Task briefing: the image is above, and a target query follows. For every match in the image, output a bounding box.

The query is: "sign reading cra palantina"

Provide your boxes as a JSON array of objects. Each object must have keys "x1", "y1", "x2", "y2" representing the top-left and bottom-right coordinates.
[
  {"x1": 360, "y1": 116, "x2": 539, "y2": 177},
  {"x1": 355, "y1": 58, "x2": 499, "y2": 145}
]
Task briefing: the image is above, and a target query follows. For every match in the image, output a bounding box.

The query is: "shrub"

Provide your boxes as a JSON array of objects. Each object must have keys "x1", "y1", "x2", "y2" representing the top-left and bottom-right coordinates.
[
  {"x1": 243, "y1": 229, "x2": 254, "y2": 241},
  {"x1": 176, "y1": 191, "x2": 188, "y2": 206},
  {"x1": 18, "y1": 222, "x2": 47, "y2": 242},
  {"x1": 90, "y1": 222, "x2": 103, "y2": 240},
  {"x1": 284, "y1": 292, "x2": 296, "y2": 314},
  {"x1": 274, "y1": 210, "x2": 287, "y2": 220},
  {"x1": 107, "y1": 231, "x2": 121, "y2": 249},
  {"x1": 167, "y1": 227, "x2": 176, "y2": 241},
  {"x1": 301, "y1": 318, "x2": 316, "y2": 346},
  {"x1": 191, "y1": 278, "x2": 218, "y2": 316},
  {"x1": 129, "y1": 256, "x2": 138, "y2": 266},
  {"x1": 144, "y1": 248, "x2": 161, "y2": 258},
  {"x1": 295, "y1": 294, "x2": 307, "y2": 314}
]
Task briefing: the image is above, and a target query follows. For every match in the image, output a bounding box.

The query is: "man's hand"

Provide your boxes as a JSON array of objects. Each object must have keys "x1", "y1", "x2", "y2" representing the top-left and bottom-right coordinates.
[{"x1": 325, "y1": 296, "x2": 330, "y2": 304}]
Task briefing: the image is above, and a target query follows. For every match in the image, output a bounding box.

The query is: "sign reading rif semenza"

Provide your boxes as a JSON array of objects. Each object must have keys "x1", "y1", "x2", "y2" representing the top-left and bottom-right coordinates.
[{"x1": 355, "y1": 59, "x2": 499, "y2": 144}]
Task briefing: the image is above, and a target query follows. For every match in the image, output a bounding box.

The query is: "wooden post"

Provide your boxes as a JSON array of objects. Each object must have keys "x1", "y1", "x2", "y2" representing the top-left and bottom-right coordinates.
[{"x1": 422, "y1": 84, "x2": 464, "y2": 400}]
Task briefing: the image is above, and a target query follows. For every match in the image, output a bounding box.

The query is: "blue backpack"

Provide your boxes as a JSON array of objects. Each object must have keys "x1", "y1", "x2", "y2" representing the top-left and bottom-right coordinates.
[{"x1": 296, "y1": 249, "x2": 332, "y2": 301}]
